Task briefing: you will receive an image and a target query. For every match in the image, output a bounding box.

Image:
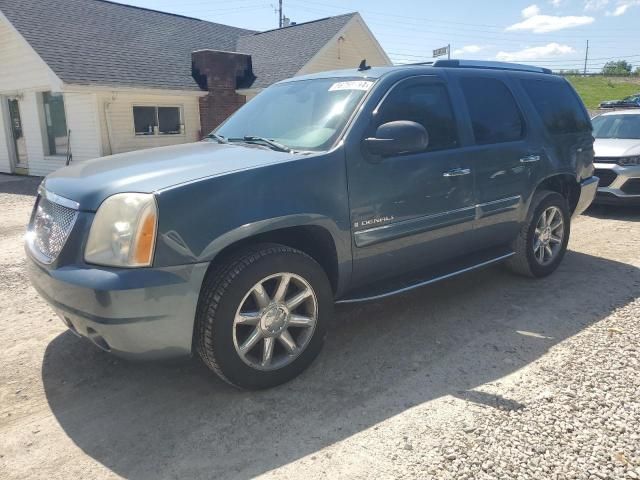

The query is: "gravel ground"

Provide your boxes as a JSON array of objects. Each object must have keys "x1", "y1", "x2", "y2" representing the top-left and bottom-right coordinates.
[
  {"x1": 0, "y1": 173, "x2": 638, "y2": 480},
  {"x1": 426, "y1": 299, "x2": 640, "y2": 480}
]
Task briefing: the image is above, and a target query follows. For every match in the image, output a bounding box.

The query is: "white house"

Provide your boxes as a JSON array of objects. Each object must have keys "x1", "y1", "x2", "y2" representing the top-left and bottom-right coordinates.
[{"x1": 0, "y1": 0, "x2": 390, "y2": 177}]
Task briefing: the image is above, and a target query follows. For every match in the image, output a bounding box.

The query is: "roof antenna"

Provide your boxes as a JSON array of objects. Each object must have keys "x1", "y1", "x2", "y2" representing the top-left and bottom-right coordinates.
[{"x1": 358, "y1": 59, "x2": 371, "y2": 71}]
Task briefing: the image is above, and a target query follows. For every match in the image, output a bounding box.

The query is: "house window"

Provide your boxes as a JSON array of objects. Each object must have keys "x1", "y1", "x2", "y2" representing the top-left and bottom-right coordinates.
[
  {"x1": 41, "y1": 92, "x2": 68, "y2": 155},
  {"x1": 133, "y1": 106, "x2": 183, "y2": 135}
]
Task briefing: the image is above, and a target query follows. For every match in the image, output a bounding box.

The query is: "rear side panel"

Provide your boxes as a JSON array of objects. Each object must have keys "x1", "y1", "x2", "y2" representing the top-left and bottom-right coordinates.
[{"x1": 514, "y1": 73, "x2": 594, "y2": 185}]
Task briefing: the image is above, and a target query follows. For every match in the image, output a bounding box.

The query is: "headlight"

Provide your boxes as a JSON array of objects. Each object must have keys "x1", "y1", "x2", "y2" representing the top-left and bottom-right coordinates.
[
  {"x1": 619, "y1": 156, "x2": 640, "y2": 166},
  {"x1": 85, "y1": 193, "x2": 157, "y2": 267}
]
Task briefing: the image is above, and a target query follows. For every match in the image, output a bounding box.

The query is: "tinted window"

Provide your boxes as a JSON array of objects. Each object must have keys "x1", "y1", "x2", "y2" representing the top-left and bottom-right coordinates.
[
  {"x1": 376, "y1": 80, "x2": 458, "y2": 151},
  {"x1": 522, "y1": 79, "x2": 591, "y2": 134},
  {"x1": 134, "y1": 106, "x2": 182, "y2": 136},
  {"x1": 133, "y1": 106, "x2": 157, "y2": 135},
  {"x1": 158, "y1": 107, "x2": 181, "y2": 134},
  {"x1": 460, "y1": 77, "x2": 524, "y2": 144}
]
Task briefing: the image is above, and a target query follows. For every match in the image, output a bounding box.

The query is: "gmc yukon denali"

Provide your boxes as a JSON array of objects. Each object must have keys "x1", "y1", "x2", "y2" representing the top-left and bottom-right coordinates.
[{"x1": 26, "y1": 60, "x2": 598, "y2": 389}]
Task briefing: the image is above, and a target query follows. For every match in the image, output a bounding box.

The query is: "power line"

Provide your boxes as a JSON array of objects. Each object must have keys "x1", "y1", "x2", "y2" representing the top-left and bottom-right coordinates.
[
  {"x1": 283, "y1": 4, "x2": 629, "y2": 48},
  {"x1": 386, "y1": 52, "x2": 640, "y2": 64},
  {"x1": 286, "y1": 0, "x2": 640, "y2": 37}
]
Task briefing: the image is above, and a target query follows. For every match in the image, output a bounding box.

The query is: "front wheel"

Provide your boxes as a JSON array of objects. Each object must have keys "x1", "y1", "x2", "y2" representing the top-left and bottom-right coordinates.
[
  {"x1": 195, "y1": 244, "x2": 332, "y2": 389},
  {"x1": 506, "y1": 190, "x2": 571, "y2": 278}
]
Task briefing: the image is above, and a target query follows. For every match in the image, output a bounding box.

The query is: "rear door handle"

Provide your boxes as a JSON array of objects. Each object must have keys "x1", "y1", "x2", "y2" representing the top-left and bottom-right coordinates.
[
  {"x1": 520, "y1": 155, "x2": 541, "y2": 163},
  {"x1": 443, "y1": 168, "x2": 471, "y2": 177}
]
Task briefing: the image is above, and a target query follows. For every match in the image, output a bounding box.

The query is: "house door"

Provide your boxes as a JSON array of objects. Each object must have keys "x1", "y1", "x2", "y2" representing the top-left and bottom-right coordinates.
[{"x1": 7, "y1": 98, "x2": 28, "y2": 172}]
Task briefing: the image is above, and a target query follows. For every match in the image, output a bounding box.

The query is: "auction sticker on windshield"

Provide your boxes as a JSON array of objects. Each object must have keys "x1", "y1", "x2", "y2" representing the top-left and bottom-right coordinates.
[{"x1": 329, "y1": 80, "x2": 373, "y2": 91}]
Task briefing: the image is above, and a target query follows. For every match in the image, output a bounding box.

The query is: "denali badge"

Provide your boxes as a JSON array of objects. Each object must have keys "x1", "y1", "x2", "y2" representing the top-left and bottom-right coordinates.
[{"x1": 354, "y1": 216, "x2": 394, "y2": 229}]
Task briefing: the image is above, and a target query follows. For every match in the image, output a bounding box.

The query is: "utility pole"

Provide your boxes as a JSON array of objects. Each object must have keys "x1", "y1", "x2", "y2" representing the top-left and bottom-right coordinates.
[
  {"x1": 278, "y1": 0, "x2": 283, "y2": 28},
  {"x1": 583, "y1": 40, "x2": 589, "y2": 76},
  {"x1": 448, "y1": 43, "x2": 450, "y2": 60}
]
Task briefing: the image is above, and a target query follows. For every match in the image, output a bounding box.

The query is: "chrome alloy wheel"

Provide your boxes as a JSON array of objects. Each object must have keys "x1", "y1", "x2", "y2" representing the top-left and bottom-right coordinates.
[
  {"x1": 233, "y1": 273, "x2": 318, "y2": 371},
  {"x1": 533, "y1": 206, "x2": 564, "y2": 265}
]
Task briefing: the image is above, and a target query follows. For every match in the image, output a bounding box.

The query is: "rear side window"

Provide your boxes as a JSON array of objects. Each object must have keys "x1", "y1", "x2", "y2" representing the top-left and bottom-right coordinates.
[
  {"x1": 376, "y1": 79, "x2": 458, "y2": 151},
  {"x1": 460, "y1": 77, "x2": 524, "y2": 144},
  {"x1": 522, "y1": 79, "x2": 591, "y2": 134}
]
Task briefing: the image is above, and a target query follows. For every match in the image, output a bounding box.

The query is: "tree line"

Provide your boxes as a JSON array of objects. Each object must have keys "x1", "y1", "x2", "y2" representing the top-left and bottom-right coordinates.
[{"x1": 558, "y1": 60, "x2": 639, "y2": 76}]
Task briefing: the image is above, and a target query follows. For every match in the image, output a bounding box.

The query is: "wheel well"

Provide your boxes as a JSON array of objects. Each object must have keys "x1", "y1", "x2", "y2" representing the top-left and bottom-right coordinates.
[
  {"x1": 536, "y1": 175, "x2": 580, "y2": 213},
  {"x1": 210, "y1": 225, "x2": 340, "y2": 293}
]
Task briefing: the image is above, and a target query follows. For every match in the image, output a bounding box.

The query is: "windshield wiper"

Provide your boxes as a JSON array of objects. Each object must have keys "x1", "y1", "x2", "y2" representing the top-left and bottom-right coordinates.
[
  {"x1": 206, "y1": 133, "x2": 228, "y2": 144},
  {"x1": 228, "y1": 136, "x2": 291, "y2": 153}
]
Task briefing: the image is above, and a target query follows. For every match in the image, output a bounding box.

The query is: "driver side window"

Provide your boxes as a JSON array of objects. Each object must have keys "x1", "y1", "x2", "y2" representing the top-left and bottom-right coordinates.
[{"x1": 376, "y1": 79, "x2": 459, "y2": 151}]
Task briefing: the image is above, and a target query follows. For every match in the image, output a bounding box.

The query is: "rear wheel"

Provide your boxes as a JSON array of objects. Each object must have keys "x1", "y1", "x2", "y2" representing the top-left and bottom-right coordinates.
[
  {"x1": 506, "y1": 191, "x2": 570, "y2": 278},
  {"x1": 195, "y1": 244, "x2": 332, "y2": 389}
]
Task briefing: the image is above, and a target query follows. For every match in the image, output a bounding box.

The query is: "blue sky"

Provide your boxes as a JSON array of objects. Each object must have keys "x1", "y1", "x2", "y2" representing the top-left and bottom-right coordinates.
[{"x1": 118, "y1": 0, "x2": 640, "y2": 72}]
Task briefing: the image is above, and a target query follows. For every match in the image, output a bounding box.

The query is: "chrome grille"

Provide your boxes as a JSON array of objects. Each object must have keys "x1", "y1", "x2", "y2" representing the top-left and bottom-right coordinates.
[{"x1": 28, "y1": 194, "x2": 78, "y2": 263}]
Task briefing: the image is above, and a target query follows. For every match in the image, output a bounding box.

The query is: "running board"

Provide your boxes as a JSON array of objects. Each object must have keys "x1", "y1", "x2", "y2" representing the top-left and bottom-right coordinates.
[{"x1": 336, "y1": 250, "x2": 515, "y2": 304}]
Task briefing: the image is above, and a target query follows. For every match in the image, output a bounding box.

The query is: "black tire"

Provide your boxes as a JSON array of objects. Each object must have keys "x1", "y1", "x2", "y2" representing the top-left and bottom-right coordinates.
[
  {"x1": 195, "y1": 243, "x2": 332, "y2": 390},
  {"x1": 506, "y1": 190, "x2": 571, "y2": 278}
]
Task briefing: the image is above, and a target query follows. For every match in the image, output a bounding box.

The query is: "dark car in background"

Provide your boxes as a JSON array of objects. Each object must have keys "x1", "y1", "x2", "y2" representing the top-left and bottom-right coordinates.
[
  {"x1": 26, "y1": 60, "x2": 597, "y2": 389},
  {"x1": 599, "y1": 94, "x2": 640, "y2": 109}
]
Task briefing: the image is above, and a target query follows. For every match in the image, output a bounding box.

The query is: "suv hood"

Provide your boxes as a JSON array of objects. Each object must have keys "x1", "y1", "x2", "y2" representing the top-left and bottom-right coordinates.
[
  {"x1": 43, "y1": 141, "x2": 303, "y2": 211},
  {"x1": 593, "y1": 138, "x2": 640, "y2": 158}
]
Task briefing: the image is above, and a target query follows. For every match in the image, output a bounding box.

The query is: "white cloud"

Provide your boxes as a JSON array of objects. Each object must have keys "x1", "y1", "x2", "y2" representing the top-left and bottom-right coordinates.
[
  {"x1": 523, "y1": 4, "x2": 541, "y2": 17},
  {"x1": 607, "y1": 0, "x2": 640, "y2": 15},
  {"x1": 452, "y1": 45, "x2": 486, "y2": 56},
  {"x1": 584, "y1": 0, "x2": 609, "y2": 10},
  {"x1": 506, "y1": 5, "x2": 594, "y2": 32},
  {"x1": 550, "y1": 0, "x2": 564, "y2": 6},
  {"x1": 496, "y1": 43, "x2": 575, "y2": 62}
]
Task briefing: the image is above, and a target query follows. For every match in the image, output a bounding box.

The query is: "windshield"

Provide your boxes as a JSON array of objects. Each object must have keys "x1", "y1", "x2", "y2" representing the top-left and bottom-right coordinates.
[
  {"x1": 592, "y1": 115, "x2": 640, "y2": 139},
  {"x1": 215, "y1": 78, "x2": 375, "y2": 151}
]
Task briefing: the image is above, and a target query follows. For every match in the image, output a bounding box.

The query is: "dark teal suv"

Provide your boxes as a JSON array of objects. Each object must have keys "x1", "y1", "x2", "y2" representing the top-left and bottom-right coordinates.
[{"x1": 26, "y1": 60, "x2": 598, "y2": 389}]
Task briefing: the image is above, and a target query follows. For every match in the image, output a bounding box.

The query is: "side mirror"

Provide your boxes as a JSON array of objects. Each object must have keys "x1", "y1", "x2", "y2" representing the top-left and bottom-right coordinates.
[{"x1": 364, "y1": 120, "x2": 429, "y2": 157}]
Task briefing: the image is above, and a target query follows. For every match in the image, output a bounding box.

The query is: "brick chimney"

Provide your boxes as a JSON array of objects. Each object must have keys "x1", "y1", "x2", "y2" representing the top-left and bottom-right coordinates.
[{"x1": 192, "y1": 50, "x2": 255, "y2": 136}]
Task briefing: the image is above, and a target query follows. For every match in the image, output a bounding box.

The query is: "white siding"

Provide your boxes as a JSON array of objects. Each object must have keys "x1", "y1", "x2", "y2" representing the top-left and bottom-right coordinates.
[
  {"x1": 1, "y1": 92, "x2": 97, "y2": 177},
  {"x1": 0, "y1": 13, "x2": 63, "y2": 175},
  {"x1": 297, "y1": 16, "x2": 391, "y2": 76},
  {"x1": 96, "y1": 91, "x2": 202, "y2": 155},
  {"x1": 64, "y1": 92, "x2": 103, "y2": 161},
  {"x1": 0, "y1": 14, "x2": 201, "y2": 175},
  {"x1": 0, "y1": 14, "x2": 61, "y2": 92}
]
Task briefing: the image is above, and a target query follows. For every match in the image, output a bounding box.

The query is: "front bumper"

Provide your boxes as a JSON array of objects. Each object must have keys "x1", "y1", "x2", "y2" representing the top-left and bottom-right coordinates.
[
  {"x1": 593, "y1": 163, "x2": 640, "y2": 205},
  {"x1": 27, "y1": 254, "x2": 209, "y2": 360},
  {"x1": 573, "y1": 176, "x2": 599, "y2": 217}
]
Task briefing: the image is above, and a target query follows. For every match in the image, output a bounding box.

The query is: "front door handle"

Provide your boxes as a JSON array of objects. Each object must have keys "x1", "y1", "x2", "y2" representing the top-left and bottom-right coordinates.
[
  {"x1": 443, "y1": 168, "x2": 471, "y2": 177},
  {"x1": 520, "y1": 155, "x2": 541, "y2": 163}
]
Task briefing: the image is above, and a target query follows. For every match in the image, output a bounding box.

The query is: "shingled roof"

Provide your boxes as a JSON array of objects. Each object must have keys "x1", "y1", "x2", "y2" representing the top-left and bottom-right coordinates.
[
  {"x1": 0, "y1": 0, "x2": 356, "y2": 91},
  {"x1": 236, "y1": 13, "x2": 355, "y2": 89}
]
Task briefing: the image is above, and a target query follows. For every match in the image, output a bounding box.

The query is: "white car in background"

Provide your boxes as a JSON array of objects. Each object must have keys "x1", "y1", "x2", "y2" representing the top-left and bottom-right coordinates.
[{"x1": 592, "y1": 110, "x2": 640, "y2": 205}]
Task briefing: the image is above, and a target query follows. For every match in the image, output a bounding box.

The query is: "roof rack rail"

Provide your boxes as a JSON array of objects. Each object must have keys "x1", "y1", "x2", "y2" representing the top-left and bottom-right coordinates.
[
  {"x1": 402, "y1": 61, "x2": 435, "y2": 66},
  {"x1": 432, "y1": 59, "x2": 552, "y2": 74}
]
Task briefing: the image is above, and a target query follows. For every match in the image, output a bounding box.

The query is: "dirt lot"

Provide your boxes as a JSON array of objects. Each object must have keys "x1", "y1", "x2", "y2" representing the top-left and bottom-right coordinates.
[{"x1": 0, "y1": 173, "x2": 638, "y2": 479}]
